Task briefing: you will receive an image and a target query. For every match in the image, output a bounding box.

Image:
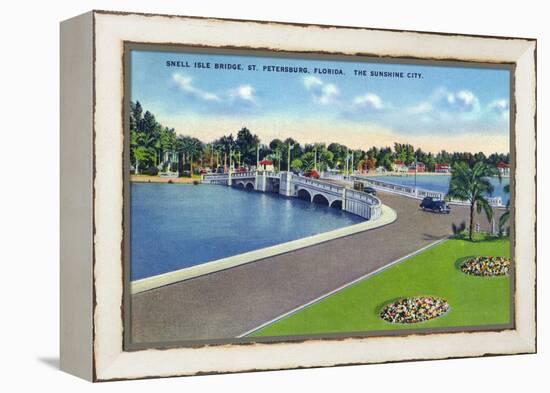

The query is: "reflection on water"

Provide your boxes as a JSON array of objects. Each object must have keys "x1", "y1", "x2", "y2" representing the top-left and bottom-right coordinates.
[{"x1": 130, "y1": 183, "x2": 362, "y2": 280}]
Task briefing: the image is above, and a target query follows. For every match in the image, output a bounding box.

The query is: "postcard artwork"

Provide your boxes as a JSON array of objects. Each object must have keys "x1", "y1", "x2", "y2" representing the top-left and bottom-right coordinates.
[{"x1": 124, "y1": 45, "x2": 513, "y2": 348}]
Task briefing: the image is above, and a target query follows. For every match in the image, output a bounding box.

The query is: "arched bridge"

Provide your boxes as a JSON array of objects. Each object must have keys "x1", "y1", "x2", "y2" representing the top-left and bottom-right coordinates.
[{"x1": 203, "y1": 171, "x2": 382, "y2": 220}]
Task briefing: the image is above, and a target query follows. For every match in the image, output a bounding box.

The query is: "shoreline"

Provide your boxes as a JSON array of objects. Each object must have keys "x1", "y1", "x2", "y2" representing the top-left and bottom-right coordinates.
[
  {"x1": 358, "y1": 171, "x2": 509, "y2": 178},
  {"x1": 131, "y1": 175, "x2": 199, "y2": 184},
  {"x1": 131, "y1": 172, "x2": 509, "y2": 183}
]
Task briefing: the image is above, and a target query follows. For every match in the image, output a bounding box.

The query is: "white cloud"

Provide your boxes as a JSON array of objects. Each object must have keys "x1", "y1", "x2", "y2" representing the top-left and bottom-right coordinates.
[
  {"x1": 406, "y1": 102, "x2": 433, "y2": 115},
  {"x1": 453, "y1": 90, "x2": 480, "y2": 112},
  {"x1": 303, "y1": 76, "x2": 323, "y2": 90},
  {"x1": 172, "y1": 74, "x2": 260, "y2": 112},
  {"x1": 406, "y1": 87, "x2": 481, "y2": 121},
  {"x1": 437, "y1": 88, "x2": 480, "y2": 114},
  {"x1": 172, "y1": 73, "x2": 220, "y2": 101},
  {"x1": 230, "y1": 84, "x2": 256, "y2": 102},
  {"x1": 303, "y1": 76, "x2": 339, "y2": 105},
  {"x1": 488, "y1": 99, "x2": 509, "y2": 119},
  {"x1": 352, "y1": 93, "x2": 385, "y2": 110}
]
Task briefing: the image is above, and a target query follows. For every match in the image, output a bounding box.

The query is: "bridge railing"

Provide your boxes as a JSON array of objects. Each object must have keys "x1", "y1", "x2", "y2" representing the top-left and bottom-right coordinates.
[
  {"x1": 345, "y1": 188, "x2": 383, "y2": 220},
  {"x1": 231, "y1": 171, "x2": 256, "y2": 178},
  {"x1": 202, "y1": 173, "x2": 229, "y2": 183},
  {"x1": 346, "y1": 188, "x2": 381, "y2": 206},
  {"x1": 352, "y1": 175, "x2": 503, "y2": 207},
  {"x1": 320, "y1": 172, "x2": 346, "y2": 181},
  {"x1": 293, "y1": 176, "x2": 344, "y2": 194},
  {"x1": 260, "y1": 170, "x2": 280, "y2": 178}
]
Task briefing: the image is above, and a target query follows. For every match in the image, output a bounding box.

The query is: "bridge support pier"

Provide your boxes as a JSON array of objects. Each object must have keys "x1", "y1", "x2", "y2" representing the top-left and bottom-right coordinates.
[
  {"x1": 342, "y1": 187, "x2": 347, "y2": 211},
  {"x1": 278, "y1": 171, "x2": 294, "y2": 197},
  {"x1": 255, "y1": 171, "x2": 267, "y2": 192}
]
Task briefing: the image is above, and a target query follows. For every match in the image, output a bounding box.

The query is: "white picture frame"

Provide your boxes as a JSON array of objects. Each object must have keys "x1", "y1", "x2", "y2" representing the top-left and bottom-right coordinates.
[{"x1": 60, "y1": 10, "x2": 536, "y2": 381}]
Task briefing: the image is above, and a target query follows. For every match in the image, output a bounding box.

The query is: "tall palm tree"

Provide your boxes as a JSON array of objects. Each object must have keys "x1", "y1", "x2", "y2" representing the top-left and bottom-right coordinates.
[
  {"x1": 446, "y1": 161, "x2": 496, "y2": 240},
  {"x1": 179, "y1": 137, "x2": 202, "y2": 176}
]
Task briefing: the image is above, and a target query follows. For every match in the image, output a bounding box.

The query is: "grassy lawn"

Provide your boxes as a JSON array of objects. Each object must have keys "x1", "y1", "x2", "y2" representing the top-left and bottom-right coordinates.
[{"x1": 251, "y1": 235, "x2": 511, "y2": 337}]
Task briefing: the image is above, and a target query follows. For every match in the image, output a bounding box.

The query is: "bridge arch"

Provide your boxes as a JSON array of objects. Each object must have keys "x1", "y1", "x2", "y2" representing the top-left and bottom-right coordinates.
[
  {"x1": 245, "y1": 182, "x2": 255, "y2": 191},
  {"x1": 297, "y1": 188, "x2": 312, "y2": 202},
  {"x1": 312, "y1": 193, "x2": 330, "y2": 206},
  {"x1": 330, "y1": 199, "x2": 343, "y2": 209}
]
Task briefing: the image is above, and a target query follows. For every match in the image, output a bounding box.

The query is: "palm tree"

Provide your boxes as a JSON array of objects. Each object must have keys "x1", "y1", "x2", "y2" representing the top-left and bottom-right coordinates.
[
  {"x1": 301, "y1": 152, "x2": 315, "y2": 172},
  {"x1": 179, "y1": 137, "x2": 203, "y2": 177},
  {"x1": 446, "y1": 161, "x2": 496, "y2": 240}
]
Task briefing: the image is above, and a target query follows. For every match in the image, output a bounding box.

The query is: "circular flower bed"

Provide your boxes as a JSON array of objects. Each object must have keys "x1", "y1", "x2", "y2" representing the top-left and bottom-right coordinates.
[
  {"x1": 460, "y1": 256, "x2": 511, "y2": 277},
  {"x1": 380, "y1": 296, "x2": 449, "y2": 324}
]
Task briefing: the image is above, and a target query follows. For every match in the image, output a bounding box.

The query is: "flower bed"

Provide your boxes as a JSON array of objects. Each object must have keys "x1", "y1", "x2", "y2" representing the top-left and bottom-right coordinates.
[
  {"x1": 460, "y1": 256, "x2": 510, "y2": 277},
  {"x1": 380, "y1": 296, "x2": 449, "y2": 324}
]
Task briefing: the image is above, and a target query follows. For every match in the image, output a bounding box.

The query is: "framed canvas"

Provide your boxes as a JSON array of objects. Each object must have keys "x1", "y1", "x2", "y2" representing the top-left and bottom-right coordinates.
[{"x1": 60, "y1": 10, "x2": 537, "y2": 381}]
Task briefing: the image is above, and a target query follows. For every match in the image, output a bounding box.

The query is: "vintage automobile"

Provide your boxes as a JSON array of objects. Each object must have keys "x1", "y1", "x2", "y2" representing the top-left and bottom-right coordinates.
[
  {"x1": 353, "y1": 181, "x2": 377, "y2": 196},
  {"x1": 364, "y1": 186, "x2": 377, "y2": 196},
  {"x1": 420, "y1": 196, "x2": 451, "y2": 214}
]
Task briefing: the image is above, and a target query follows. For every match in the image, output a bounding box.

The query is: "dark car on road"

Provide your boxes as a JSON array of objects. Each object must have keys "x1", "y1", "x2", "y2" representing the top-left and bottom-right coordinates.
[
  {"x1": 364, "y1": 186, "x2": 377, "y2": 196},
  {"x1": 353, "y1": 181, "x2": 377, "y2": 196},
  {"x1": 420, "y1": 196, "x2": 451, "y2": 214}
]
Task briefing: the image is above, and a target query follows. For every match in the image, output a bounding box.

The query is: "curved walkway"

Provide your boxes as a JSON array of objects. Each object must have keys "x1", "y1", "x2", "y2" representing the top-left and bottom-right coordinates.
[{"x1": 131, "y1": 192, "x2": 504, "y2": 344}]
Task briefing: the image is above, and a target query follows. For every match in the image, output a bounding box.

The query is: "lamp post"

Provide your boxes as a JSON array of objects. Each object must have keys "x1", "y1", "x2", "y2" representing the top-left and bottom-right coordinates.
[
  {"x1": 345, "y1": 148, "x2": 349, "y2": 179},
  {"x1": 414, "y1": 154, "x2": 417, "y2": 190},
  {"x1": 229, "y1": 146, "x2": 232, "y2": 174},
  {"x1": 287, "y1": 143, "x2": 294, "y2": 172},
  {"x1": 314, "y1": 145, "x2": 317, "y2": 171}
]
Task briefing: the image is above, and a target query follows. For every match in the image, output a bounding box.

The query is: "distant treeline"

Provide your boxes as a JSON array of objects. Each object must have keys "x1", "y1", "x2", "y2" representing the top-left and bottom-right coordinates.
[{"x1": 129, "y1": 100, "x2": 510, "y2": 175}]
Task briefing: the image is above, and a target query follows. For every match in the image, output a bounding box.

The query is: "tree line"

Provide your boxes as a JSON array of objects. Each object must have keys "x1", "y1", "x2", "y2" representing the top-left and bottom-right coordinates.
[{"x1": 129, "y1": 101, "x2": 510, "y2": 176}]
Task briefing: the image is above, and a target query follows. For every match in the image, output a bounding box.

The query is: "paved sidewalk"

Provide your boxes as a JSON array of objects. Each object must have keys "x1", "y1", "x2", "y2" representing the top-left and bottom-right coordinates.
[{"x1": 131, "y1": 192, "x2": 503, "y2": 344}]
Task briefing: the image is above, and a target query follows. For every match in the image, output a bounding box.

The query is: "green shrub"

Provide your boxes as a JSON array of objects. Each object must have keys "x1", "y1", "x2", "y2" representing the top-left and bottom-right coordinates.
[{"x1": 142, "y1": 166, "x2": 159, "y2": 176}]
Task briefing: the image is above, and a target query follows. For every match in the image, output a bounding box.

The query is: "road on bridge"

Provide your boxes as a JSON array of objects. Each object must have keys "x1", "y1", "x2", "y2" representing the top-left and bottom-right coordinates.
[{"x1": 131, "y1": 191, "x2": 505, "y2": 345}]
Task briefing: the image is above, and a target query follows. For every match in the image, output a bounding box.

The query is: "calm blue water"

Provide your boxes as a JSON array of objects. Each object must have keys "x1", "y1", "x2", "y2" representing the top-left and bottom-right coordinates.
[
  {"x1": 369, "y1": 174, "x2": 510, "y2": 203},
  {"x1": 130, "y1": 183, "x2": 362, "y2": 280}
]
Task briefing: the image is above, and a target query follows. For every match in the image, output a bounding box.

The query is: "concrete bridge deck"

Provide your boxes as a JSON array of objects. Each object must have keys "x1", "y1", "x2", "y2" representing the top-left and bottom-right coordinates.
[{"x1": 130, "y1": 191, "x2": 505, "y2": 345}]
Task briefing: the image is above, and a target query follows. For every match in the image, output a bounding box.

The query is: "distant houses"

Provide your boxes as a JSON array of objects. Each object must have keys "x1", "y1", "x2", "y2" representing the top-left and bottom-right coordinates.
[
  {"x1": 391, "y1": 160, "x2": 426, "y2": 173},
  {"x1": 496, "y1": 161, "x2": 510, "y2": 176},
  {"x1": 393, "y1": 160, "x2": 409, "y2": 173},
  {"x1": 408, "y1": 162, "x2": 425, "y2": 173},
  {"x1": 435, "y1": 163, "x2": 451, "y2": 173}
]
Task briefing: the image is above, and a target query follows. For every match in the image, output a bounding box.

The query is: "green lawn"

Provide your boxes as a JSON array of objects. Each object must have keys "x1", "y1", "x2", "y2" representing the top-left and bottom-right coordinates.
[{"x1": 251, "y1": 235, "x2": 511, "y2": 337}]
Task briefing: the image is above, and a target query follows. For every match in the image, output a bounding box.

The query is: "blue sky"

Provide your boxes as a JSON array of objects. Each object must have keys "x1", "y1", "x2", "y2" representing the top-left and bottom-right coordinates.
[{"x1": 130, "y1": 49, "x2": 510, "y2": 153}]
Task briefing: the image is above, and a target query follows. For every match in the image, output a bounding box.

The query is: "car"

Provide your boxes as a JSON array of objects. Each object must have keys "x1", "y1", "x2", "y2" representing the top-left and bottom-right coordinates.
[
  {"x1": 420, "y1": 196, "x2": 451, "y2": 214},
  {"x1": 364, "y1": 186, "x2": 377, "y2": 196}
]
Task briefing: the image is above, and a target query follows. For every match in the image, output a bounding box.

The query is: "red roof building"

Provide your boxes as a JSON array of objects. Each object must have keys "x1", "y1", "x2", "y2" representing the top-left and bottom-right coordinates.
[
  {"x1": 435, "y1": 163, "x2": 451, "y2": 173},
  {"x1": 408, "y1": 162, "x2": 425, "y2": 173},
  {"x1": 496, "y1": 161, "x2": 510, "y2": 175},
  {"x1": 258, "y1": 159, "x2": 274, "y2": 171}
]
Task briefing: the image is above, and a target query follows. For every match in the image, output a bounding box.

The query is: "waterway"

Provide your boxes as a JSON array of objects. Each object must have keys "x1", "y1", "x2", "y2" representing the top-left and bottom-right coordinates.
[
  {"x1": 369, "y1": 174, "x2": 510, "y2": 203},
  {"x1": 130, "y1": 183, "x2": 363, "y2": 280}
]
